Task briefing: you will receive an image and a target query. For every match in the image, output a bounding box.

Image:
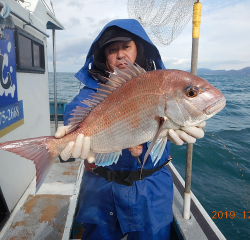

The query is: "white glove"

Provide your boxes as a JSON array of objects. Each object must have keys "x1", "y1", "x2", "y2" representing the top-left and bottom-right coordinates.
[
  {"x1": 55, "y1": 126, "x2": 95, "y2": 162},
  {"x1": 167, "y1": 121, "x2": 206, "y2": 146}
]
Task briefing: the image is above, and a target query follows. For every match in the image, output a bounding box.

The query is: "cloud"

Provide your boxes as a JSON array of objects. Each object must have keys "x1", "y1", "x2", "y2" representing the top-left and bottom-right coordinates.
[
  {"x1": 45, "y1": 0, "x2": 250, "y2": 72},
  {"x1": 47, "y1": 35, "x2": 94, "y2": 72},
  {"x1": 63, "y1": 17, "x2": 81, "y2": 28},
  {"x1": 199, "y1": 2, "x2": 250, "y2": 60},
  {"x1": 67, "y1": 1, "x2": 84, "y2": 10},
  {"x1": 48, "y1": 36, "x2": 93, "y2": 59},
  {"x1": 196, "y1": 59, "x2": 250, "y2": 71},
  {"x1": 48, "y1": 54, "x2": 87, "y2": 73},
  {"x1": 158, "y1": 1, "x2": 250, "y2": 70},
  {"x1": 161, "y1": 57, "x2": 250, "y2": 71},
  {"x1": 77, "y1": 17, "x2": 123, "y2": 38},
  {"x1": 79, "y1": 17, "x2": 114, "y2": 38},
  {"x1": 86, "y1": 17, "x2": 95, "y2": 23},
  {"x1": 162, "y1": 57, "x2": 191, "y2": 70}
]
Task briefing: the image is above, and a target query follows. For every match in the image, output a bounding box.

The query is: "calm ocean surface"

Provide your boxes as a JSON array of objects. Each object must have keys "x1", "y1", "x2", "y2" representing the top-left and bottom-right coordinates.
[{"x1": 49, "y1": 73, "x2": 250, "y2": 239}]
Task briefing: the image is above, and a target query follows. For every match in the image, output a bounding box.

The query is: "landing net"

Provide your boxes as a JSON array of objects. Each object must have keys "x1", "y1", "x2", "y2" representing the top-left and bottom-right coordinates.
[{"x1": 127, "y1": 0, "x2": 197, "y2": 46}]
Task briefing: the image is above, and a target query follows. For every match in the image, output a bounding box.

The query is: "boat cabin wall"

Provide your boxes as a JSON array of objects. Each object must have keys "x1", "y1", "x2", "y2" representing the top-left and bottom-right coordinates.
[{"x1": 0, "y1": 12, "x2": 51, "y2": 212}]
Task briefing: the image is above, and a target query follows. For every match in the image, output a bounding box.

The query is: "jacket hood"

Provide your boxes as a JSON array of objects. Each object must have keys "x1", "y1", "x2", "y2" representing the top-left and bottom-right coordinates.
[{"x1": 75, "y1": 19, "x2": 166, "y2": 88}]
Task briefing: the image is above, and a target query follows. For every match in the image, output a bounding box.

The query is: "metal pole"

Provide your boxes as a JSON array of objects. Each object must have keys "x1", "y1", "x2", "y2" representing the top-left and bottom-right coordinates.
[
  {"x1": 183, "y1": 143, "x2": 193, "y2": 219},
  {"x1": 183, "y1": 1, "x2": 202, "y2": 220},
  {"x1": 191, "y1": 37, "x2": 199, "y2": 75},
  {"x1": 52, "y1": 28, "x2": 58, "y2": 130}
]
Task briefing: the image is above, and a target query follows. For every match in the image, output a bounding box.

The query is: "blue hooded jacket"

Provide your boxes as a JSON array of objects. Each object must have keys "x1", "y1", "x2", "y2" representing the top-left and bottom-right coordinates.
[{"x1": 64, "y1": 19, "x2": 173, "y2": 234}]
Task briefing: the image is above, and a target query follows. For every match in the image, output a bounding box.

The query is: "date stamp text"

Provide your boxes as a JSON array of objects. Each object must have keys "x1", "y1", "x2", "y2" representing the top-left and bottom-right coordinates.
[{"x1": 212, "y1": 211, "x2": 250, "y2": 219}]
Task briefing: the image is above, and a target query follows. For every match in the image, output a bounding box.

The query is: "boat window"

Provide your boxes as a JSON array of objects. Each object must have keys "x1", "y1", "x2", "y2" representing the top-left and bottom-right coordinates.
[
  {"x1": 33, "y1": 43, "x2": 41, "y2": 67},
  {"x1": 19, "y1": 34, "x2": 33, "y2": 67},
  {"x1": 15, "y1": 27, "x2": 45, "y2": 73}
]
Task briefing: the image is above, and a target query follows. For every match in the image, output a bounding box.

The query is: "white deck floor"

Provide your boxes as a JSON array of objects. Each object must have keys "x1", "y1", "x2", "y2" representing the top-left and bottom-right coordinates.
[{"x1": 0, "y1": 158, "x2": 84, "y2": 240}]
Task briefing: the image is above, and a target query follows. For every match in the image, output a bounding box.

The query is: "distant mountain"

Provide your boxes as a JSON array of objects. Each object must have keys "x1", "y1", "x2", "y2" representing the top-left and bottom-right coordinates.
[{"x1": 194, "y1": 67, "x2": 250, "y2": 76}]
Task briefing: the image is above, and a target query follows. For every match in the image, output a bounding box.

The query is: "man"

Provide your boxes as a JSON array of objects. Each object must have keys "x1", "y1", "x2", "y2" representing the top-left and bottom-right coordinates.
[{"x1": 56, "y1": 19, "x2": 205, "y2": 240}]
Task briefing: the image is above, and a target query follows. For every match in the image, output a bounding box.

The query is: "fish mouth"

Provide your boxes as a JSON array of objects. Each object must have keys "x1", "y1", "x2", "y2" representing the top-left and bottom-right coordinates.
[{"x1": 205, "y1": 96, "x2": 226, "y2": 115}]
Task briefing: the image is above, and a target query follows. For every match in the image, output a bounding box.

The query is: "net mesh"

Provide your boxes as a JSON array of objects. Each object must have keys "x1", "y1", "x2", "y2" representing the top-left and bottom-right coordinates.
[{"x1": 127, "y1": 0, "x2": 197, "y2": 46}]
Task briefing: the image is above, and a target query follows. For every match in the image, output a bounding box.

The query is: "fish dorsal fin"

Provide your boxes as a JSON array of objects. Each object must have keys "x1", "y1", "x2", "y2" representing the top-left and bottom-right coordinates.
[{"x1": 67, "y1": 59, "x2": 145, "y2": 133}]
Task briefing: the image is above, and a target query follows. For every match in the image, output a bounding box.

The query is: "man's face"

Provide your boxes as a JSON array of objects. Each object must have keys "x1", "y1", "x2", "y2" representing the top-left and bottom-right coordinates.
[{"x1": 104, "y1": 40, "x2": 137, "y2": 72}]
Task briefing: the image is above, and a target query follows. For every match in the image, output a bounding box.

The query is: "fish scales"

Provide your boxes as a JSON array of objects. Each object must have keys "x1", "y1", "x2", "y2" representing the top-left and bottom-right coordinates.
[
  {"x1": 0, "y1": 65, "x2": 226, "y2": 192},
  {"x1": 75, "y1": 70, "x2": 168, "y2": 153}
]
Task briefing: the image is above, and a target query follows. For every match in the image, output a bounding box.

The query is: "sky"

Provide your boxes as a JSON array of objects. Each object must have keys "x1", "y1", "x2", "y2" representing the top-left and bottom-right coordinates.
[{"x1": 44, "y1": 0, "x2": 250, "y2": 72}]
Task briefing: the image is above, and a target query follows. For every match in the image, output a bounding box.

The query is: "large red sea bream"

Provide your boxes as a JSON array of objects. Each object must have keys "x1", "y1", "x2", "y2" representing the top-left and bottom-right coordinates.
[{"x1": 0, "y1": 60, "x2": 226, "y2": 192}]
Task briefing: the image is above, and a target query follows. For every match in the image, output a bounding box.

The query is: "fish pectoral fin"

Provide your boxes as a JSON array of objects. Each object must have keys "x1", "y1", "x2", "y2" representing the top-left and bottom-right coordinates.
[
  {"x1": 148, "y1": 137, "x2": 168, "y2": 166},
  {"x1": 141, "y1": 117, "x2": 167, "y2": 169},
  {"x1": 94, "y1": 151, "x2": 122, "y2": 166}
]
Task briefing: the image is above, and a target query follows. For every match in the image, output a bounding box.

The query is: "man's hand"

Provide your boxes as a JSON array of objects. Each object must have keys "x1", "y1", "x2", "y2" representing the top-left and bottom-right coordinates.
[
  {"x1": 55, "y1": 121, "x2": 205, "y2": 161},
  {"x1": 167, "y1": 121, "x2": 206, "y2": 145},
  {"x1": 55, "y1": 126, "x2": 95, "y2": 162}
]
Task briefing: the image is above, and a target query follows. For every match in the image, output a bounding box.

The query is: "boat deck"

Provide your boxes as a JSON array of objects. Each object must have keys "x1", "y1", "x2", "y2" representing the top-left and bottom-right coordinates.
[
  {"x1": 0, "y1": 158, "x2": 84, "y2": 240},
  {"x1": 0, "y1": 161, "x2": 226, "y2": 240},
  {"x1": 168, "y1": 163, "x2": 226, "y2": 240},
  {"x1": 0, "y1": 117, "x2": 226, "y2": 240}
]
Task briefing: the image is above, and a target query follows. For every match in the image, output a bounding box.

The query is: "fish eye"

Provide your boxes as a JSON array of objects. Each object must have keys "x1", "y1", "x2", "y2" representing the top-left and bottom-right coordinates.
[{"x1": 186, "y1": 86, "x2": 199, "y2": 98}]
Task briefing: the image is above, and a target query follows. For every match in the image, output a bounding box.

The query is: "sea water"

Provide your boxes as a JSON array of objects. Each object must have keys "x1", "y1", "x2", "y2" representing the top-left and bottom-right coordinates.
[{"x1": 49, "y1": 73, "x2": 250, "y2": 240}]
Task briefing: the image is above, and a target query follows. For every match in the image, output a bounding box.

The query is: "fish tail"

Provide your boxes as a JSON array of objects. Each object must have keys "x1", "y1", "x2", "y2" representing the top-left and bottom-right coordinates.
[{"x1": 0, "y1": 136, "x2": 59, "y2": 193}]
